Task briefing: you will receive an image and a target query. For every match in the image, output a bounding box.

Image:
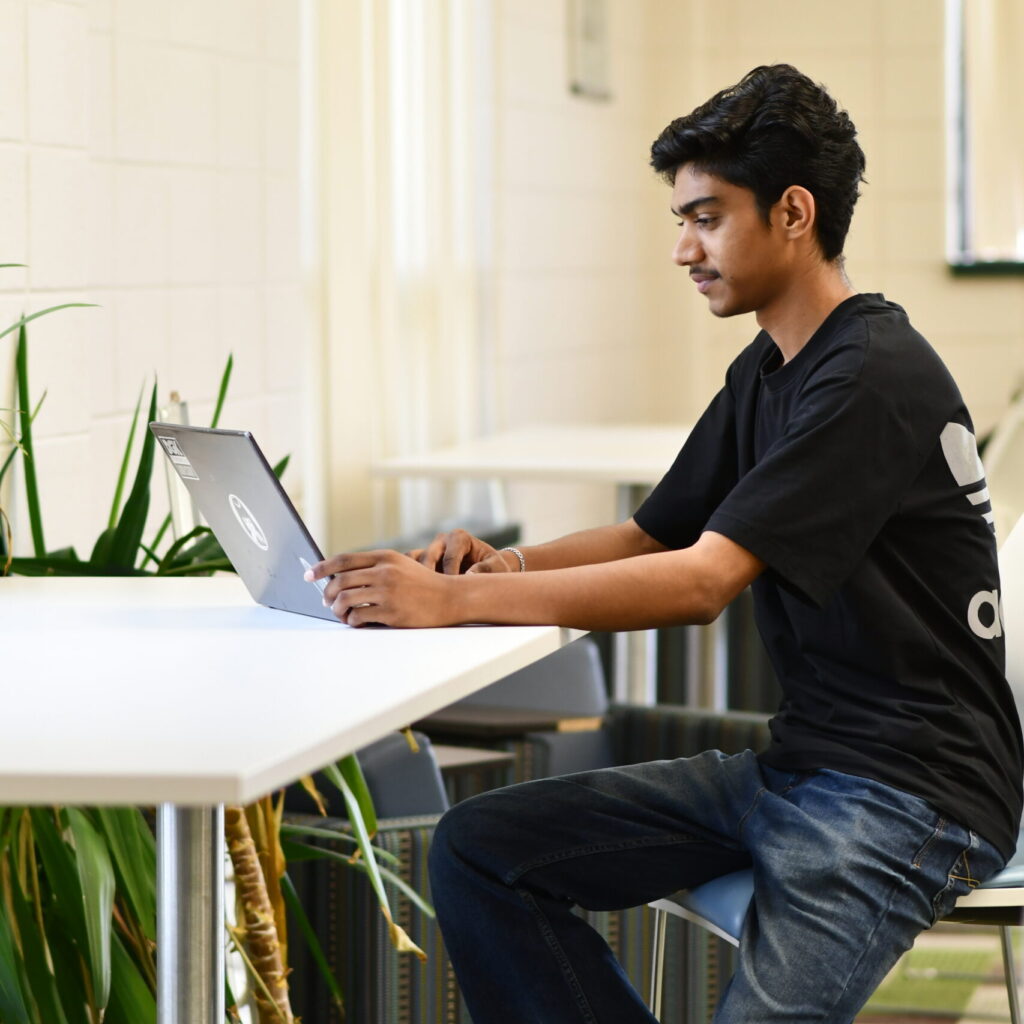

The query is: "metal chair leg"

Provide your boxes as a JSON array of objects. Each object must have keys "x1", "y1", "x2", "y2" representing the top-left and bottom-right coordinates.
[
  {"x1": 649, "y1": 906, "x2": 668, "y2": 1018},
  {"x1": 1000, "y1": 925, "x2": 1022, "y2": 1024}
]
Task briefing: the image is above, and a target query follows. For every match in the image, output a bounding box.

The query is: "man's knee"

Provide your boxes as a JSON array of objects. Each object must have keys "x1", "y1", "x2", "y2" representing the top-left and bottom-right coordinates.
[{"x1": 429, "y1": 788, "x2": 510, "y2": 892}]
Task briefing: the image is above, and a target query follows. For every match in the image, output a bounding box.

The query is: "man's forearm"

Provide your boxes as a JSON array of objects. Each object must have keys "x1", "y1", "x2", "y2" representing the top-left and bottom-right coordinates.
[
  {"x1": 507, "y1": 518, "x2": 666, "y2": 573},
  {"x1": 457, "y1": 532, "x2": 763, "y2": 631}
]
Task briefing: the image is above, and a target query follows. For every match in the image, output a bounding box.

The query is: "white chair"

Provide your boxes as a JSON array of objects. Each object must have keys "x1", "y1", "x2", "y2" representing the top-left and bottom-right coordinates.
[
  {"x1": 986, "y1": 393, "x2": 1024, "y2": 541},
  {"x1": 649, "y1": 514, "x2": 1024, "y2": 1022}
]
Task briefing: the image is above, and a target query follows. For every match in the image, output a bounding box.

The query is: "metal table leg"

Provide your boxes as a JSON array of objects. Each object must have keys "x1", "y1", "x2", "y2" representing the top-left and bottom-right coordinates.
[
  {"x1": 614, "y1": 483, "x2": 659, "y2": 704},
  {"x1": 157, "y1": 805, "x2": 225, "y2": 1024}
]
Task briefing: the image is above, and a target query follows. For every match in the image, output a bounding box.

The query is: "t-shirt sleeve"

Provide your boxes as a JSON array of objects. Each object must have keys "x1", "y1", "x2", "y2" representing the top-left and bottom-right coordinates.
[
  {"x1": 633, "y1": 380, "x2": 740, "y2": 550},
  {"x1": 706, "y1": 371, "x2": 932, "y2": 607}
]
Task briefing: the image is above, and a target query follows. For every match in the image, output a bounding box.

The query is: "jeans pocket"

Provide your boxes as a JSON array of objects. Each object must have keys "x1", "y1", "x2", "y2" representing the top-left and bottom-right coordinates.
[{"x1": 929, "y1": 830, "x2": 983, "y2": 925}]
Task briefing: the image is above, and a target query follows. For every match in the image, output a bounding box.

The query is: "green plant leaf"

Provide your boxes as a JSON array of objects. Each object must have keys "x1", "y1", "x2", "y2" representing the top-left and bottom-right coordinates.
[
  {"x1": 322, "y1": 762, "x2": 385, "y2": 907},
  {"x1": 67, "y1": 808, "x2": 114, "y2": 1012},
  {"x1": 155, "y1": 524, "x2": 214, "y2": 574},
  {"x1": 9, "y1": 869, "x2": 70, "y2": 1024},
  {"x1": 7, "y1": 556, "x2": 150, "y2": 578},
  {"x1": 102, "y1": 932, "x2": 155, "y2": 1024},
  {"x1": 0, "y1": 304, "x2": 97, "y2": 345},
  {"x1": 27, "y1": 809, "x2": 88, "y2": 952},
  {"x1": 16, "y1": 326, "x2": 44, "y2": 557},
  {"x1": 88, "y1": 526, "x2": 114, "y2": 567},
  {"x1": 139, "y1": 516, "x2": 171, "y2": 570},
  {"x1": 0, "y1": 263, "x2": 26, "y2": 268},
  {"x1": 102, "y1": 382, "x2": 158, "y2": 571},
  {"x1": 108, "y1": 388, "x2": 144, "y2": 530},
  {"x1": 282, "y1": 840, "x2": 434, "y2": 918},
  {"x1": 141, "y1": 353, "x2": 236, "y2": 572},
  {"x1": 331, "y1": 755, "x2": 377, "y2": 836},
  {"x1": 279, "y1": 822, "x2": 400, "y2": 865},
  {"x1": 0, "y1": 808, "x2": 19, "y2": 858},
  {"x1": 210, "y1": 354, "x2": 233, "y2": 429},
  {"x1": 167, "y1": 529, "x2": 225, "y2": 568},
  {"x1": 272, "y1": 454, "x2": 290, "y2": 479},
  {"x1": 157, "y1": 558, "x2": 234, "y2": 577},
  {"x1": 45, "y1": 922, "x2": 92, "y2": 1024},
  {"x1": 280, "y1": 873, "x2": 345, "y2": 1013},
  {"x1": 93, "y1": 808, "x2": 156, "y2": 944},
  {"x1": 0, "y1": 901, "x2": 32, "y2": 1024}
]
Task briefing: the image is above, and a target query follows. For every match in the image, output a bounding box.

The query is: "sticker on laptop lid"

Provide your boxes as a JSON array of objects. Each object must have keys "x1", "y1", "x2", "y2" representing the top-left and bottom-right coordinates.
[
  {"x1": 229, "y1": 493, "x2": 269, "y2": 551},
  {"x1": 157, "y1": 436, "x2": 199, "y2": 480}
]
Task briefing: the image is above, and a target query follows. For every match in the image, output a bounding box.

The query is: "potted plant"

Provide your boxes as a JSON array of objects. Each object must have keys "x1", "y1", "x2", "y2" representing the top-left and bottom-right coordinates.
[{"x1": 0, "y1": 274, "x2": 431, "y2": 1023}]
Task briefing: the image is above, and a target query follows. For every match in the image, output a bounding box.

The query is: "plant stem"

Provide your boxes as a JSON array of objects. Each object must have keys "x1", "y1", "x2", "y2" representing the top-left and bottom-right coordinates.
[
  {"x1": 16, "y1": 325, "x2": 45, "y2": 557},
  {"x1": 223, "y1": 807, "x2": 294, "y2": 1024}
]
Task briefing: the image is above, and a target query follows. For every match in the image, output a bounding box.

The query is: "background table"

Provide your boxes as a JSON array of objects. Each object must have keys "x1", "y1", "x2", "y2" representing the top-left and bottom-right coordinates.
[
  {"x1": 1, "y1": 575, "x2": 577, "y2": 1024},
  {"x1": 374, "y1": 423, "x2": 720, "y2": 706}
]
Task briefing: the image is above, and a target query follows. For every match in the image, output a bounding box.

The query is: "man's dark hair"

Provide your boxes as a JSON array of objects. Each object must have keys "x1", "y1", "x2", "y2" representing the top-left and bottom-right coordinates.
[{"x1": 650, "y1": 65, "x2": 866, "y2": 262}]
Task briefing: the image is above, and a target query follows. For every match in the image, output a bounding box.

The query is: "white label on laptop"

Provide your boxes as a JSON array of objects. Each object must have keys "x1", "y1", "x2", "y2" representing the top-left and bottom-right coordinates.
[
  {"x1": 228, "y1": 494, "x2": 269, "y2": 551},
  {"x1": 157, "y1": 435, "x2": 199, "y2": 479}
]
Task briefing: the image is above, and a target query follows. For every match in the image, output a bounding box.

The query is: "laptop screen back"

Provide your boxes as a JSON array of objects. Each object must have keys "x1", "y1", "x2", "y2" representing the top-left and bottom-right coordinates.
[{"x1": 149, "y1": 423, "x2": 337, "y2": 622}]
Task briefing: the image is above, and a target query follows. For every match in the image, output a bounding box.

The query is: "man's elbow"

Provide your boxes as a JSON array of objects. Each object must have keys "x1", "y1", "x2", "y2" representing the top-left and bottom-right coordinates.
[{"x1": 688, "y1": 586, "x2": 730, "y2": 626}]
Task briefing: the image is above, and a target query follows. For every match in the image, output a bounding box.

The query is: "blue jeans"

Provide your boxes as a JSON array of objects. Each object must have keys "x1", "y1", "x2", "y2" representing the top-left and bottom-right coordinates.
[{"x1": 428, "y1": 750, "x2": 1005, "y2": 1023}]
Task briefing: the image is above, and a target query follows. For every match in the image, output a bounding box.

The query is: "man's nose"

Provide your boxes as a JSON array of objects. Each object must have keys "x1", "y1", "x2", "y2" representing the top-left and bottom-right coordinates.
[{"x1": 672, "y1": 225, "x2": 702, "y2": 266}]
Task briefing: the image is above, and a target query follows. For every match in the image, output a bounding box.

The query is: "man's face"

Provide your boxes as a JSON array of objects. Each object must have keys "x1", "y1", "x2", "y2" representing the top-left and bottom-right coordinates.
[{"x1": 670, "y1": 165, "x2": 793, "y2": 319}]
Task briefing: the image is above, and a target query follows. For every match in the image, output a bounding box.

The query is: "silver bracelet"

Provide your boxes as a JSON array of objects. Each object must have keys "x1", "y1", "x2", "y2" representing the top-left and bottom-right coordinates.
[{"x1": 501, "y1": 546, "x2": 526, "y2": 573}]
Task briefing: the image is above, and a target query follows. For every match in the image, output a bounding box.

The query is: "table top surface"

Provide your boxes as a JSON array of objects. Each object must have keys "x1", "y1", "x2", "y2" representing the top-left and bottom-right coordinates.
[
  {"x1": 372, "y1": 423, "x2": 691, "y2": 485},
  {"x1": 1, "y1": 576, "x2": 575, "y2": 805}
]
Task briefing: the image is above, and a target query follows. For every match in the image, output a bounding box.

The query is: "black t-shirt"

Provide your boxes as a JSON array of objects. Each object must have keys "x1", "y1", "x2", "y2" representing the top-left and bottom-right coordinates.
[{"x1": 635, "y1": 293, "x2": 1023, "y2": 859}]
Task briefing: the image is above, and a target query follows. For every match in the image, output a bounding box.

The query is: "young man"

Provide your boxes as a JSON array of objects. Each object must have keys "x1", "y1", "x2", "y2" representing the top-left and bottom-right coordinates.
[{"x1": 307, "y1": 65, "x2": 1023, "y2": 1022}]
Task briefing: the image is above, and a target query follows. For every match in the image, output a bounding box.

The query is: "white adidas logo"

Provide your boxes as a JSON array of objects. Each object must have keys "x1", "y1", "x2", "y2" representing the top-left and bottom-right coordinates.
[{"x1": 940, "y1": 423, "x2": 1003, "y2": 639}]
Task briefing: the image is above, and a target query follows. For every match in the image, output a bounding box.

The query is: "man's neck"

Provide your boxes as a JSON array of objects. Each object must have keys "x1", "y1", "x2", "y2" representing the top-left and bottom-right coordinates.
[{"x1": 756, "y1": 262, "x2": 857, "y2": 363}]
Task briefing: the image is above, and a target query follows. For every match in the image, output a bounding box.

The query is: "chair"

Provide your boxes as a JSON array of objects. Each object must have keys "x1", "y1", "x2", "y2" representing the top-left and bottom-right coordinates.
[
  {"x1": 649, "y1": 513, "x2": 1024, "y2": 1022},
  {"x1": 415, "y1": 636, "x2": 616, "y2": 789},
  {"x1": 985, "y1": 393, "x2": 1024, "y2": 540}
]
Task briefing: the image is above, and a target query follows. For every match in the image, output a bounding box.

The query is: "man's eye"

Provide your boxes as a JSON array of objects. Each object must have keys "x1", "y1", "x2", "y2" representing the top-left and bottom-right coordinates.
[{"x1": 695, "y1": 217, "x2": 716, "y2": 227}]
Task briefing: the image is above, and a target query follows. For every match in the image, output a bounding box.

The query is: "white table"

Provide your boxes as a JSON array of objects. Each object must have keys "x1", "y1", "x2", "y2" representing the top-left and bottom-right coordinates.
[
  {"x1": 374, "y1": 424, "x2": 715, "y2": 705},
  {"x1": 1, "y1": 575, "x2": 577, "y2": 1024}
]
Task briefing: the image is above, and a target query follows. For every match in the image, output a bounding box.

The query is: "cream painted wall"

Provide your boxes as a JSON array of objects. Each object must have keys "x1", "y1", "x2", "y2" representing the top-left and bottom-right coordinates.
[
  {"x1": 0, "y1": 0, "x2": 303, "y2": 559},
  {"x1": 491, "y1": 0, "x2": 690, "y2": 542},
  {"x1": 643, "y1": 0, "x2": 1024, "y2": 432},
  {"x1": 491, "y1": 0, "x2": 1023, "y2": 545}
]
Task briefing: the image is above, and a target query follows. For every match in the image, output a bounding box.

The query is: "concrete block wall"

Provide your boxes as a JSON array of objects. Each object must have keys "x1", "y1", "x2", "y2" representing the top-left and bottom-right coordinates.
[{"x1": 0, "y1": 0, "x2": 303, "y2": 560}]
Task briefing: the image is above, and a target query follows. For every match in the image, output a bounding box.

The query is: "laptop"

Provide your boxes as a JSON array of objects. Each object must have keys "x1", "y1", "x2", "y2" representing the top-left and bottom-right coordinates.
[{"x1": 149, "y1": 422, "x2": 338, "y2": 623}]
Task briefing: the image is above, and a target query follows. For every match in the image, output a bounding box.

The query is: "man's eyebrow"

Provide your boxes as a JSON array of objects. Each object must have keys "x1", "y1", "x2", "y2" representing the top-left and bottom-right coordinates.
[{"x1": 671, "y1": 195, "x2": 719, "y2": 217}]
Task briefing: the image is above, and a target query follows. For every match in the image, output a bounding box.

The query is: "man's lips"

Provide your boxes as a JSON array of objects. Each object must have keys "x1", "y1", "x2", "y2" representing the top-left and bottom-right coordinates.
[{"x1": 690, "y1": 271, "x2": 719, "y2": 294}]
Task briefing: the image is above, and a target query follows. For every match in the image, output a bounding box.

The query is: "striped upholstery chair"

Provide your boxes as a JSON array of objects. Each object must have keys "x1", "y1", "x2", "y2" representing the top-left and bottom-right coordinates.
[{"x1": 285, "y1": 703, "x2": 771, "y2": 1024}]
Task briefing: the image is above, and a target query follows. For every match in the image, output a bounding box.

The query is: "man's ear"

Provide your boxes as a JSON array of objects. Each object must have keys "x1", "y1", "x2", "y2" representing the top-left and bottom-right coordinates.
[{"x1": 776, "y1": 185, "x2": 816, "y2": 241}]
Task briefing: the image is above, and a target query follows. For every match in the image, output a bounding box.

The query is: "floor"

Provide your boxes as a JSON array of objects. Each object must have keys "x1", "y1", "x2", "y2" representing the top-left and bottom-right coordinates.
[{"x1": 857, "y1": 924, "x2": 1016, "y2": 1023}]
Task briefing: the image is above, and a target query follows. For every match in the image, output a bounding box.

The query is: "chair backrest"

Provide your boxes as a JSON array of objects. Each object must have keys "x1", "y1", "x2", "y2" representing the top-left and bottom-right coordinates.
[
  {"x1": 454, "y1": 636, "x2": 608, "y2": 714},
  {"x1": 999, "y1": 516, "x2": 1024, "y2": 736},
  {"x1": 987, "y1": 397, "x2": 1024, "y2": 540},
  {"x1": 357, "y1": 731, "x2": 450, "y2": 817},
  {"x1": 284, "y1": 730, "x2": 450, "y2": 819}
]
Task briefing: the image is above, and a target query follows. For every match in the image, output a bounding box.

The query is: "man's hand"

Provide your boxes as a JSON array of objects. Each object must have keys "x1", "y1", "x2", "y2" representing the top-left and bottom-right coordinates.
[
  {"x1": 407, "y1": 528, "x2": 515, "y2": 575},
  {"x1": 305, "y1": 550, "x2": 462, "y2": 627}
]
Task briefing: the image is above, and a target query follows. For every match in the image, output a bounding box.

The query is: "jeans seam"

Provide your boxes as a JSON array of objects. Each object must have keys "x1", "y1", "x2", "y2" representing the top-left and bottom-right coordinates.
[
  {"x1": 912, "y1": 816, "x2": 947, "y2": 869},
  {"x1": 516, "y1": 887, "x2": 599, "y2": 1023},
  {"x1": 736, "y1": 785, "x2": 767, "y2": 840},
  {"x1": 505, "y1": 833, "x2": 707, "y2": 887},
  {"x1": 820, "y1": 863, "x2": 919, "y2": 1020}
]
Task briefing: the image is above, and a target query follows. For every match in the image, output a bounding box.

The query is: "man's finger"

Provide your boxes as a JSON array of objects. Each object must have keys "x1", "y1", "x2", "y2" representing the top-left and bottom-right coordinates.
[
  {"x1": 304, "y1": 550, "x2": 393, "y2": 581},
  {"x1": 466, "y1": 552, "x2": 508, "y2": 575}
]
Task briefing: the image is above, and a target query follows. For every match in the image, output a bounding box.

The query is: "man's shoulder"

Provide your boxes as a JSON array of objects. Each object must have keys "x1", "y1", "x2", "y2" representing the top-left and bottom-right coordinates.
[{"x1": 812, "y1": 293, "x2": 953, "y2": 392}]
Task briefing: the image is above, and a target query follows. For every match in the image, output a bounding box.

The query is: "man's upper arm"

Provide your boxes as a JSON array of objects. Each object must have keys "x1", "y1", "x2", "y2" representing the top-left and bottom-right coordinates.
[
  {"x1": 625, "y1": 516, "x2": 671, "y2": 556},
  {"x1": 692, "y1": 530, "x2": 766, "y2": 618}
]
